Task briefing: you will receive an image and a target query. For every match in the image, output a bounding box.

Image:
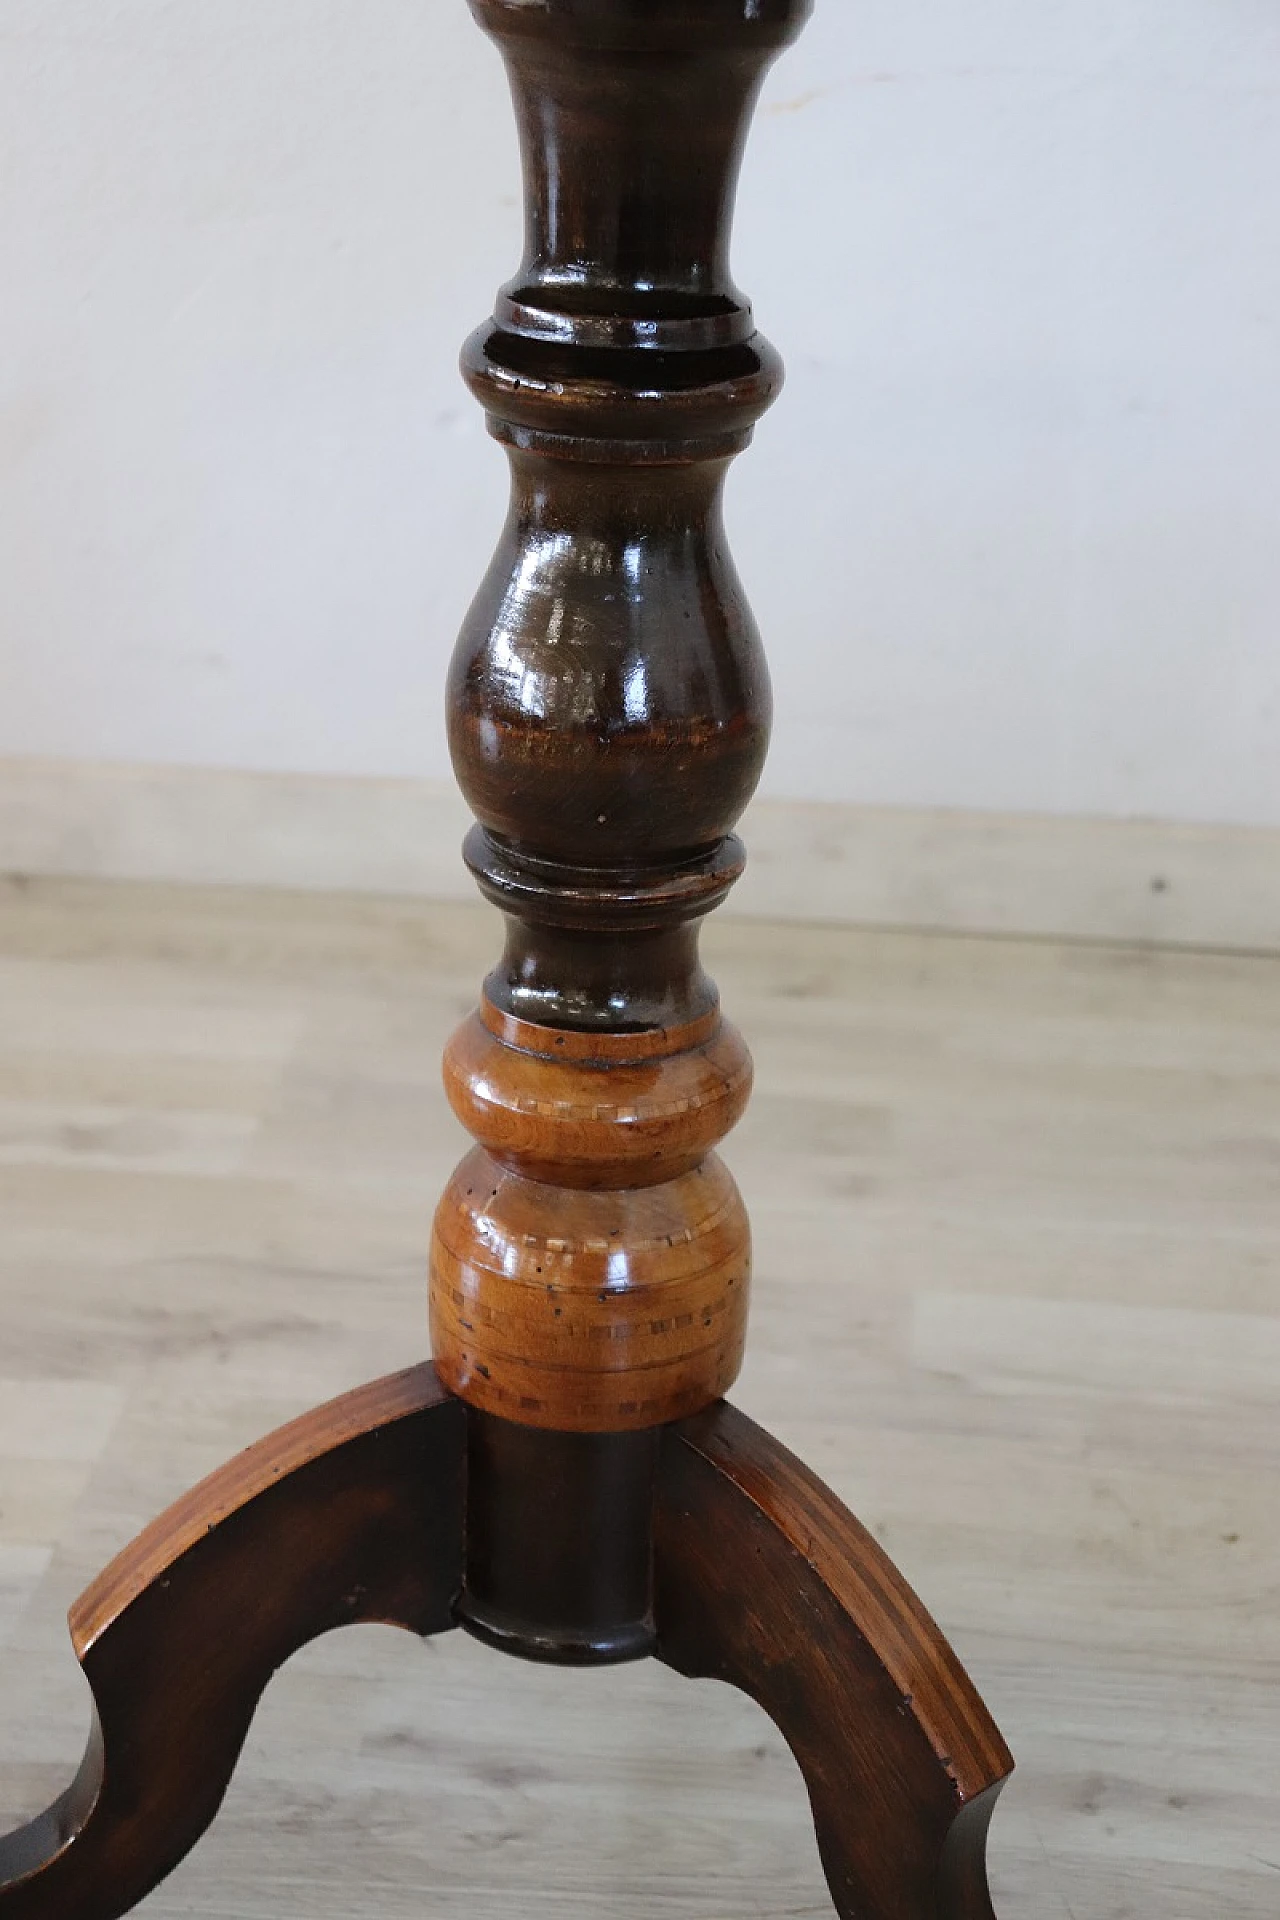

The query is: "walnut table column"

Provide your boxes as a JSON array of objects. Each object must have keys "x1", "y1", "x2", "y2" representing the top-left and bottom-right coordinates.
[{"x1": 0, "y1": 5, "x2": 1013, "y2": 1916}]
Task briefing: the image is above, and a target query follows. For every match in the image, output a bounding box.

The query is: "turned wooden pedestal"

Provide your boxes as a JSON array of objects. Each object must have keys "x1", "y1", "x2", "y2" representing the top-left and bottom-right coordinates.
[{"x1": 0, "y1": 4, "x2": 1013, "y2": 1915}]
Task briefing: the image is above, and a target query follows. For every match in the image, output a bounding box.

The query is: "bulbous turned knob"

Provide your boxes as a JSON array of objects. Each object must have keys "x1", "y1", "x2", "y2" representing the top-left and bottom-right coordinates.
[
  {"x1": 443, "y1": 1000, "x2": 753, "y2": 1188},
  {"x1": 448, "y1": 453, "x2": 771, "y2": 870},
  {"x1": 429, "y1": 1002, "x2": 753, "y2": 1432}
]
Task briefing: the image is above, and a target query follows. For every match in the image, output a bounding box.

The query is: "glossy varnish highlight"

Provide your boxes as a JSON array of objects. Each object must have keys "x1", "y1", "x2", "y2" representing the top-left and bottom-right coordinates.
[
  {"x1": 429, "y1": 0, "x2": 808, "y2": 1429},
  {"x1": 430, "y1": 992, "x2": 753, "y2": 1429},
  {"x1": 0, "y1": 6, "x2": 1020, "y2": 1915}
]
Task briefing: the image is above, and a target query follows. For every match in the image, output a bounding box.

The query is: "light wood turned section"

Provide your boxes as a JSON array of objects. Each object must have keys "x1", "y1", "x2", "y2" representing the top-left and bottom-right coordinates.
[
  {"x1": 429, "y1": 997, "x2": 752, "y2": 1431},
  {"x1": 443, "y1": 1003, "x2": 752, "y2": 1189}
]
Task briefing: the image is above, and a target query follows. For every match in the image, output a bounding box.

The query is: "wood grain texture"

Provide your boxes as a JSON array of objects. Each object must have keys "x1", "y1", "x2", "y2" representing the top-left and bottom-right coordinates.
[
  {"x1": 0, "y1": 1364, "x2": 464, "y2": 1920},
  {"x1": 4, "y1": 12, "x2": 1011, "y2": 1916},
  {"x1": 441, "y1": 1006, "x2": 752, "y2": 1189},
  {"x1": 429, "y1": 0, "x2": 811, "y2": 1428},
  {"x1": 658, "y1": 1401, "x2": 1012, "y2": 1919},
  {"x1": 0, "y1": 879, "x2": 1277, "y2": 1917},
  {"x1": 430, "y1": 1143, "x2": 750, "y2": 1430},
  {"x1": 431, "y1": 993, "x2": 754, "y2": 1429}
]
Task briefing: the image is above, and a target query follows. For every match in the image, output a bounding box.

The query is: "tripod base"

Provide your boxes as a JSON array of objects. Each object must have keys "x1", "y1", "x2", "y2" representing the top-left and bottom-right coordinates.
[{"x1": 0, "y1": 1366, "x2": 1010, "y2": 1920}]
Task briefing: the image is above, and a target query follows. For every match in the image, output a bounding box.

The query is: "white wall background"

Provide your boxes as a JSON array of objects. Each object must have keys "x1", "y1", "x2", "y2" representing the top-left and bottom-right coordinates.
[{"x1": 2, "y1": 0, "x2": 1278, "y2": 827}]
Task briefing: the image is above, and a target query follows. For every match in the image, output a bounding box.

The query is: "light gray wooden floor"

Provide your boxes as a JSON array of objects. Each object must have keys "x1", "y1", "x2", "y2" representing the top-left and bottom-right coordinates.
[{"x1": 0, "y1": 875, "x2": 1276, "y2": 1919}]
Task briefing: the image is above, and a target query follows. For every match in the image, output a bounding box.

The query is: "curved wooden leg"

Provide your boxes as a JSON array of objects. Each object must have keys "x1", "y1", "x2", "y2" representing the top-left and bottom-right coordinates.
[
  {"x1": 0, "y1": 1364, "x2": 464, "y2": 1920},
  {"x1": 655, "y1": 1402, "x2": 1013, "y2": 1920}
]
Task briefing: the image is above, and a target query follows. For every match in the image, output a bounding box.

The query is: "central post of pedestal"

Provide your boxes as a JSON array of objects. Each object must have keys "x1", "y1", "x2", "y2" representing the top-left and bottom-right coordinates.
[
  {"x1": 428, "y1": 0, "x2": 800, "y2": 1660},
  {"x1": 0, "y1": 7, "x2": 1014, "y2": 1914}
]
